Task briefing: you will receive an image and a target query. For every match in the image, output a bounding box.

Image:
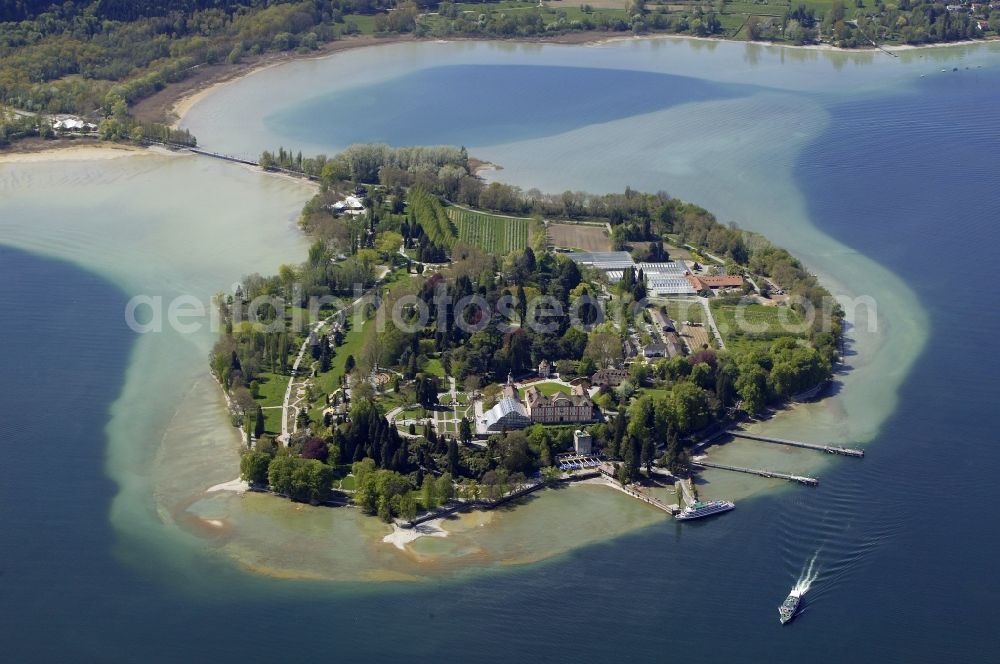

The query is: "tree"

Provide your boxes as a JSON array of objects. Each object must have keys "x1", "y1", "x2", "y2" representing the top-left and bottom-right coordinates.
[
  {"x1": 448, "y1": 437, "x2": 462, "y2": 474},
  {"x1": 254, "y1": 404, "x2": 265, "y2": 439},
  {"x1": 302, "y1": 437, "x2": 329, "y2": 462},
  {"x1": 416, "y1": 376, "x2": 439, "y2": 409},
  {"x1": 239, "y1": 451, "x2": 271, "y2": 486},
  {"x1": 436, "y1": 472, "x2": 455, "y2": 503},
  {"x1": 400, "y1": 492, "x2": 418, "y2": 521},
  {"x1": 377, "y1": 495, "x2": 392, "y2": 522},
  {"x1": 641, "y1": 435, "x2": 654, "y2": 474},
  {"x1": 736, "y1": 363, "x2": 768, "y2": 416},
  {"x1": 663, "y1": 429, "x2": 688, "y2": 475},
  {"x1": 421, "y1": 475, "x2": 437, "y2": 510},
  {"x1": 584, "y1": 324, "x2": 624, "y2": 369},
  {"x1": 458, "y1": 418, "x2": 472, "y2": 446},
  {"x1": 268, "y1": 456, "x2": 333, "y2": 503}
]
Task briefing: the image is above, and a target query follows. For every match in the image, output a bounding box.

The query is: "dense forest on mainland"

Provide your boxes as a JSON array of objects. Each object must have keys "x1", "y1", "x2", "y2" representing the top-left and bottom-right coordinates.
[{"x1": 1, "y1": 0, "x2": 996, "y2": 145}]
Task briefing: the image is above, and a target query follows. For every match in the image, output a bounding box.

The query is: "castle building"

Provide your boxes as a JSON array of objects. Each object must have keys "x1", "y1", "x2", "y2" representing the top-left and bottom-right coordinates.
[{"x1": 524, "y1": 384, "x2": 595, "y2": 425}]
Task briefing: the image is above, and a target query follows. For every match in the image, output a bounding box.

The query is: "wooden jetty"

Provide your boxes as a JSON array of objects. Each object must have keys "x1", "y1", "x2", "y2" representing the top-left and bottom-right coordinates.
[
  {"x1": 692, "y1": 459, "x2": 819, "y2": 486},
  {"x1": 729, "y1": 431, "x2": 864, "y2": 458}
]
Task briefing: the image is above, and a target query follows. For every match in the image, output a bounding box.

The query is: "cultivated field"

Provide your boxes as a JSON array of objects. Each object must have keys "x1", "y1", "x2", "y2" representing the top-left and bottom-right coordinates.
[
  {"x1": 711, "y1": 301, "x2": 807, "y2": 352},
  {"x1": 680, "y1": 323, "x2": 711, "y2": 353},
  {"x1": 447, "y1": 206, "x2": 532, "y2": 254},
  {"x1": 547, "y1": 222, "x2": 611, "y2": 251}
]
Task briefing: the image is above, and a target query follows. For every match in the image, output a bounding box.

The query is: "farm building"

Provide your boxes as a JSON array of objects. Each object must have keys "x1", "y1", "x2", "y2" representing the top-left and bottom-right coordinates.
[
  {"x1": 637, "y1": 262, "x2": 689, "y2": 277},
  {"x1": 567, "y1": 251, "x2": 636, "y2": 270},
  {"x1": 647, "y1": 276, "x2": 697, "y2": 296},
  {"x1": 686, "y1": 274, "x2": 745, "y2": 291},
  {"x1": 642, "y1": 343, "x2": 668, "y2": 359},
  {"x1": 576, "y1": 255, "x2": 698, "y2": 295},
  {"x1": 650, "y1": 309, "x2": 675, "y2": 332},
  {"x1": 664, "y1": 332, "x2": 686, "y2": 357}
]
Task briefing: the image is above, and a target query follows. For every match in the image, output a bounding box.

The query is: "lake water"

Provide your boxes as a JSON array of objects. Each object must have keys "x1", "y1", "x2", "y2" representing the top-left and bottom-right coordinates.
[{"x1": 2, "y1": 38, "x2": 1000, "y2": 661}]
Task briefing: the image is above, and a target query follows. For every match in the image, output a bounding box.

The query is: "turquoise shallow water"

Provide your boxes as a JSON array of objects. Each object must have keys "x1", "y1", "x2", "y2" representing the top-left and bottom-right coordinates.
[{"x1": 2, "y1": 39, "x2": 1000, "y2": 661}]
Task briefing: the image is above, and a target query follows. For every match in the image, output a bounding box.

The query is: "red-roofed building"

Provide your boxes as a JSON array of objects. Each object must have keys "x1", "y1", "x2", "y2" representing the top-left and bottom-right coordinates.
[{"x1": 685, "y1": 274, "x2": 745, "y2": 291}]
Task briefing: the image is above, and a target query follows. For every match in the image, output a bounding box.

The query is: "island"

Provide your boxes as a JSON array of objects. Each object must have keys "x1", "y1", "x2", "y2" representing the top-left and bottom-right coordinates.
[{"x1": 210, "y1": 142, "x2": 844, "y2": 529}]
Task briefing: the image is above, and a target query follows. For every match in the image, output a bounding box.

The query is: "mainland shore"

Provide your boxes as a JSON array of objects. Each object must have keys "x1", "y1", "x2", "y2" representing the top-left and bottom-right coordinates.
[{"x1": 139, "y1": 30, "x2": 999, "y2": 130}]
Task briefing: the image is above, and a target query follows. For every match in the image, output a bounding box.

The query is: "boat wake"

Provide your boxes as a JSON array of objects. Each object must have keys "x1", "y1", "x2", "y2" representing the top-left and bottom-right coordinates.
[{"x1": 791, "y1": 552, "x2": 820, "y2": 598}]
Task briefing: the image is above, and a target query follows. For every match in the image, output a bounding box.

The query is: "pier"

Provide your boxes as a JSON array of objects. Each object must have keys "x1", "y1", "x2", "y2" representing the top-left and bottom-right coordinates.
[
  {"x1": 692, "y1": 459, "x2": 819, "y2": 486},
  {"x1": 596, "y1": 465, "x2": 677, "y2": 515},
  {"x1": 729, "y1": 431, "x2": 864, "y2": 458}
]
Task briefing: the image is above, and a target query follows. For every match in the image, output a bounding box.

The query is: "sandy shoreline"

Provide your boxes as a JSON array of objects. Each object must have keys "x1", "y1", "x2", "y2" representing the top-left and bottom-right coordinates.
[
  {"x1": 0, "y1": 140, "x2": 321, "y2": 192},
  {"x1": 0, "y1": 141, "x2": 149, "y2": 163},
  {"x1": 159, "y1": 31, "x2": 999, "y2": 130},
  {"x1": 383, "y1": 521, "x2": 450, "y2": 550}
]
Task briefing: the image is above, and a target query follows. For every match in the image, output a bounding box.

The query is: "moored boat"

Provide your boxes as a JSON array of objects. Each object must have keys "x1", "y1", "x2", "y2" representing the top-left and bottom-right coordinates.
[{"x1": 674, "y1": 499, "x2": 735, "y2": 521}]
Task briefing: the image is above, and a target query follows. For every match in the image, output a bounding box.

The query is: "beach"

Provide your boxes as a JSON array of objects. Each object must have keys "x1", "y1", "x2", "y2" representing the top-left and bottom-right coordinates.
[{"x1": 0, "y1": 140, "x2": 145, "y2": 162}]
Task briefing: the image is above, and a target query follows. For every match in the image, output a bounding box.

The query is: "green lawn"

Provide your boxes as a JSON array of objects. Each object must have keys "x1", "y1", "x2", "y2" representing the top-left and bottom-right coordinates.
[
  {"x1": 423, "y1": 357, "x2": 446, "y2": 378},
  {"x1": 251, "y1": 373, "x2": 289, "y2": 435},
  {"x1": 339, "y1": 14, "x2": 378, "y2": 35},
  {"x1": 253, "y1": 373, "x2": 292, "y2": 435},
  {"x1": 378, "y1": 388, "x2": 415, "y2": 412},
  {"x1": 518, "y1": 383, "x2": 571, "y2": 398},
  {"x1": 446, "y1": 205, "x2": 533, "y2": 255},
  {"x1": 637, "y1": 387, "x2": 671, "y2": 400},
  {"x1": 254, "y1": 372, "x2": 289, "y2": 407},
  {"x1": 659, "y1": 299, "x2": 705, "y2": 325}
]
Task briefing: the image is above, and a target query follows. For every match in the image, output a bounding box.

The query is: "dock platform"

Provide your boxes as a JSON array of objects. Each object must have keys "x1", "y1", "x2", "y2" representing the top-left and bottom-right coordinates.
[
  {"x1": 730, "y1": 431, "x2": 864, "y2": 458},
  {"x1": 692, "y1": 459, "x2": 819, "y2": 486}
]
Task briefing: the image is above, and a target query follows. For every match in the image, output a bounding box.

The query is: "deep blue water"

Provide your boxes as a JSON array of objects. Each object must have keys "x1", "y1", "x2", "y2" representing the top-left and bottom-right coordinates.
[
  {"x1": 265, "y1": 65, "x2": 747, "y2": 147},
  {"x1": 2, "y1": 68, "x2": 1000, "y2": 662}
]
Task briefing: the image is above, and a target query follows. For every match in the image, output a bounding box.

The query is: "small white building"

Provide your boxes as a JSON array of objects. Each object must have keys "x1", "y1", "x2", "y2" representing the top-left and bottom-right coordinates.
[
  {"x1": 574, "y1": 429, "x2": 593, "y2": 455},
  {"x1": 51, "y1": 117, "x2": 96, "y2": 132},
  {"x1": 331, "y1": 195, "x2": 366, "y2": 216}
]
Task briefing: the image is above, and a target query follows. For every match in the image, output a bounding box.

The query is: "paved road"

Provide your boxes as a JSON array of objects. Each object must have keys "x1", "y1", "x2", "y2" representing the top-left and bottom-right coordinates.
[{"x1": 280, "y1": 291, "x2": 369, "y2": 444}]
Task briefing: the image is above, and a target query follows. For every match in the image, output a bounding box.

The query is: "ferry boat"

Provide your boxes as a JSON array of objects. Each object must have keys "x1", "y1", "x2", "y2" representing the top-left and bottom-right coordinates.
[
  {"x1": 779, "y1": 592, "x2": 801, "y2": 624},
  {"x1": 674, "y1": 499, "x2": 735, "y2": 521}
]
